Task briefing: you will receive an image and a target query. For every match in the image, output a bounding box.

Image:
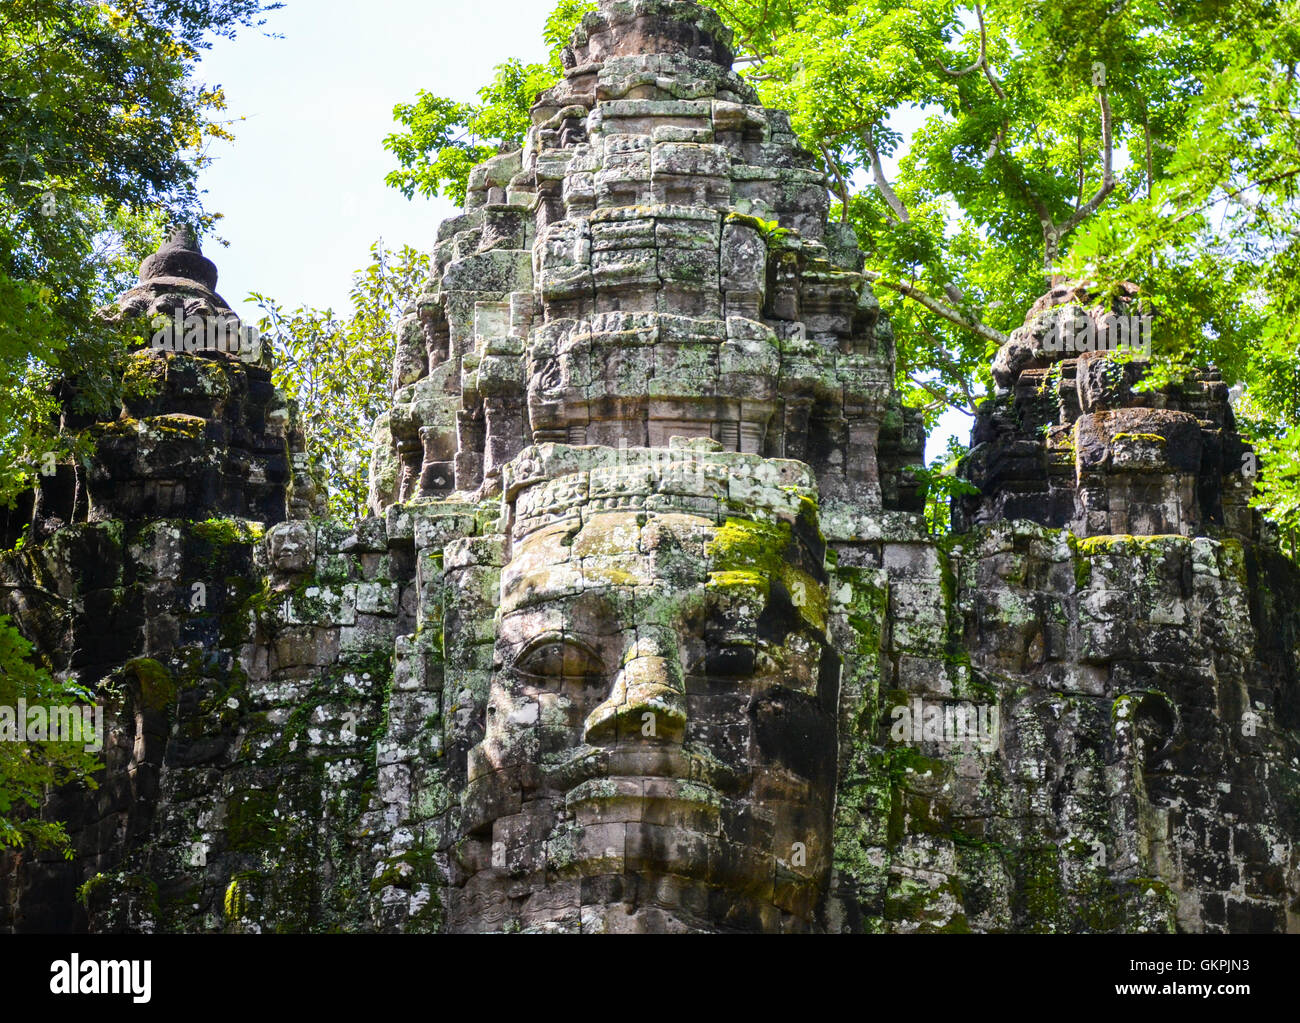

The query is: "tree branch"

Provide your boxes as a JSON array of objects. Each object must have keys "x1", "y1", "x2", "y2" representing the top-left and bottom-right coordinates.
[
  {"x1": 864, "y1": 130, "x2": 970, "y2": 307},
  {"x1": 1142, "y1": 112, "x2": 1154, "y2": 198},
  {"x1": 938, "y1": 3, "x2": 1005, "y2": 99},
  {"x1": 862, "y1": 270, "x2": 1008, "y2": 346},
  {"x1": 863, "y1": 132, "x2": 910, "y2": 224},
  {"x1": 818, "y1": 142, "x2": 853, "y2": 223},
  {"x1": 1170, "y1": 166, "x2": 1300, "y2": 225},
  {"x1": 918, "y1": 328, "x2": 979, "y2": 413},
  {"x1": 1055, "y1": 87, "x2": 1115, "y2": 239},
  {"x1": 906, "y1": 373, "x2": 956, "y2": 413}
]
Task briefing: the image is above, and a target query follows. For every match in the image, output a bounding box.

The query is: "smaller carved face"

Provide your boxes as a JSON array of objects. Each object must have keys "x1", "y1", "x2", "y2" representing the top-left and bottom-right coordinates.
[
  {"x1": 454, "y1": 483, "x2": 839, "y2": 933},
  {"x1": 267, "y1": 522, "x2": 315, "y2": 575}
]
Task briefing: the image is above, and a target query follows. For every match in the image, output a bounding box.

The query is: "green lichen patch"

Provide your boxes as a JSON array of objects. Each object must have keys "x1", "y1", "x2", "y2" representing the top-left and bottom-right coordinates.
[
  {"x1": 226, "y1": 789, "x2": 280, "y2": 853},
  {"x1": 705, "y1": 517, "x2": 826, "y2": 630},
  {"x1": 1066, "y1": 534, "x2": 1093, "y2": 589},
  {"x1": 224, "y1": 877, "x2": 247, "y2": 920},
  {"x1": 121, "y1": 352, "x2": 165, "y2": 402},
  {"x1": 76, "y1": 871, "x2": 160, "y2": 929},
  {"x1": 1111, "y1": 432, "x2": 1167, "y2": 444},
  {"x1": 723, "y1": 211, "x2": 772, "y2": 235},
  {"x1": 1073, "y1": 533, "x2": 1185, "y2": 559},
  {"x1": 124, "y1": 657, "x2": 176, "y2": 712},
  {"x1": 145, "y1": 413, "x2": 206, "y2": 440},
  {"x1": 192, "y1": 518, "x2": 266, "y2": 546}
]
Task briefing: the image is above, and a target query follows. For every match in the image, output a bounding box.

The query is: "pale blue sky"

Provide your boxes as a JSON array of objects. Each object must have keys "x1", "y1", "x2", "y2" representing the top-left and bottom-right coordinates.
[
  {"x1": 194, "y1": 0, "x2": 968, "y2": 460},
  {"x1": 195, "y1": 0, "x2": 551, "y2": 319}
]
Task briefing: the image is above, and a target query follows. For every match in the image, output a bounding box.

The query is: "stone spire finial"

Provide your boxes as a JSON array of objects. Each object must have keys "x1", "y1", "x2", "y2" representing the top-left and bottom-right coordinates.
[
  {"x1": 136, "y1": 224, "x2": 220, "y2": 292},
  {"x1": 565, "y1": 0, "x2": 736, "y2": 68},
  {"x1": 117, "y1": 225, "x2": 231, "y2": 319}
]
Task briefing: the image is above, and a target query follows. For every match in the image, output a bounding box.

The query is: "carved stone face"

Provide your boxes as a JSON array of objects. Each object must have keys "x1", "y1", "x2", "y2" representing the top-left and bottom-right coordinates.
[
  {"x1": 267, "y1": 522, "x2": 314, "y2": 576},
  {"x1": 452, "y1": 453, "x2": 839, "y2": 933}
]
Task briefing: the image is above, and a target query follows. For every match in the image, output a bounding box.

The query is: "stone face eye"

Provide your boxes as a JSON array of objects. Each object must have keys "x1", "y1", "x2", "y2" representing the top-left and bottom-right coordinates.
[
  {"x1": 686, "y1": 644, "x2": 756, "y2": 680},
  {"x1": 513, "y1": 638, "x2": 605, "y2": 684}
]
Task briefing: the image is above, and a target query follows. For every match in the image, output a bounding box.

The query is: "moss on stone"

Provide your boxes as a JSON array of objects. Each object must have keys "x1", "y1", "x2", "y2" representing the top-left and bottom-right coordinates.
[
  {"x1": 369, "y1": 847, "x2": 437, "y2": 893},
  {"x1": 1074, "y1": 533, "x2": 1183, "y2": 558},
  {"x1": 886, "y1": 745, "x2": 949, "y2": 786},
  {"x1": 224, "y1": 878, "x2": 246, "y2": 920},
  {"x1": 835, "y1": 566, "x2": 888, "y2": 659},
  {"x1": 96, "y1": 417, "x2": 141, "y2": 436},
  {"x1": 1066, "y1": 534, "x2": 1093, "y2": 589},
  {"x1": 706, "y1": 568, "x2": 769, "y2": 594},
  {"x1": 1111, "y1": 432, "x2": 1166, "y2": 444},
  {"x1": 708, "y1": 517, "x2": 790, "y2": 569},
  {"x1": 121, "y1": 353, "x2": 165, "y2": 401},
  {"x1": 722, "y1": 212, "x2": 769, "y2": 234},
  {"x1": 124, "y1": 657, "x2": 176, "y2": 712},
  {"x1": 226, "y1": 789, "x2": 279, "y2": 852},
  {"x1": 76, "y1": 872, "x2": 111, "y2": 909},
  {"x1": 192, "y1": 518, "x2": 265, "y2": 546},
  {"x1": 706, "y1": 517, "x2": 826, "y2": 629},
  {"x1": 146, "y1": 413, "x2": 206, "y2": 440},
  {"x1": 581, "y1": 564, "x2": 640, "y2": 587},
  {"x1": 76, "y1": 871, "x2": 160, "y2": 919},
  {"x1": 1014, "y1": 845, "x2": 1064, "y2": 931},
  {"x1": 1217, "y1": 537, "x2": 1250, "y2": 589}
]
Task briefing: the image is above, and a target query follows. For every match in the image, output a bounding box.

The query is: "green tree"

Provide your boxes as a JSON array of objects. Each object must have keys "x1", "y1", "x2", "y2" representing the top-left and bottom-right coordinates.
[
  {"x1": 912, "y1": 436, "x2": 977, "y2": 537},
  {"x1": 723, "y1": 0, "x2": 1300, "y2": 554},
  {"x1": 1, "y1": 0, "x2": 280, "y2": 852},
  {"x1": 383, "y1": 1, "x2": 595, "y2": 206},
  {"x1": 252, "y1": 242, "x2": 431, "y2": 520},
  {"x1": 1059, "y1": 1, "x2": 1300, "y2": 551},
  {"x1": 0, "y1": 616, "x2": 100, "y2": 855}
]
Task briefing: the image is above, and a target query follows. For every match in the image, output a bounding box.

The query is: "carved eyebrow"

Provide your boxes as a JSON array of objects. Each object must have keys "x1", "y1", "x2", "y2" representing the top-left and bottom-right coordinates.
[
  {"x1": 511, "y1": 633, "x2": 607, "y2": 676},
  {"x1": 508, "y1": 630, "x2": 565, "y2": 659}
]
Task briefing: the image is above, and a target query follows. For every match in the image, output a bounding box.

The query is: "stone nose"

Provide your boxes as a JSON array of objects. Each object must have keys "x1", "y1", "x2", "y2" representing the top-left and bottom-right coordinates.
[{"x1": 583, "y1": 643, "x2": 686, "y2": 746}]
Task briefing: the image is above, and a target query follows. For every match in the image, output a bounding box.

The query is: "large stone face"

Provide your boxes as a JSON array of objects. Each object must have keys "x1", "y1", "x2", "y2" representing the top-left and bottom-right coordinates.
[
  {"x1": 452, "y1": 442, "x2": 837, "y2": 931},
  {"x1": 2, "y1": 1, "x2": 1299, "y2": 935}
]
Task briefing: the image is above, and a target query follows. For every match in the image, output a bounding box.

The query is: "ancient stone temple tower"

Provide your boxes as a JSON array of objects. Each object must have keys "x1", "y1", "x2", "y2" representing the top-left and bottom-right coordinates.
[
  {"x1": 2, "y1": 226, "x2": 319, "y2": 553},
  {"x1": 959, "y1": 281, "x2": 1258, "y2": 540},
  {"x1": 2, "y1": 0, "x2": 1299, "y2": 934},
  {"x1": 367, "y1": 0, "x2": 924, "y2": 519}
]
